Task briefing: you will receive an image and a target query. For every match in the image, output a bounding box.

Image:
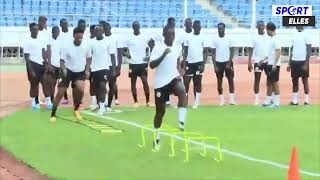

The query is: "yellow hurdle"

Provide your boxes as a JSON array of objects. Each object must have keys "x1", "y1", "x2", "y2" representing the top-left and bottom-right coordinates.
[
  {"x1": 183, "y1": 136, "x2": 223, "y2": 162},
  {"x1": 136, "y1": 124, "x2": 223, "y2": 163}
]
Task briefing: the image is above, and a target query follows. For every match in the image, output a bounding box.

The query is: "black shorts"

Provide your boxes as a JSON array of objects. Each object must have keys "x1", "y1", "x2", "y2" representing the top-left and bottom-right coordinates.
[
  {"x1": 185, "y1": 62, "x2": 203, "y2": 76},
  {"x1": 58, "y1": 69, "x2": 85, "y2": 88},
  {"x1": 215, "y1": 61, "x2": 234, "y2": 78},
  {"x1": 254, "y1": 62, "x2": 267, "y2": 73},
  {"x1": 290, "y1": 61, "x2": 309, "y2": 78},
  {"x1": 91, "y1": 69, "x2": 109, "y2": 87},
  {"x1": 26, "y1": 61, "x2": 44, "y2": 83},
  {"x1": 154, "y1": 77, "x2": 182, "y2": 104},
  {"x1": 266, "y1": 65, "x2": 280, "y2": 82},
  {"x1": 129, "y1": 63, "x2": 148, "y2": 78}
]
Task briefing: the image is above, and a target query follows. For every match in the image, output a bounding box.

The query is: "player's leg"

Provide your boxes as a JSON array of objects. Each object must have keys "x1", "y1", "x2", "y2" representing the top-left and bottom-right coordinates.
[
  {"x1": 192, "y1": 73, "x2": 202, "y2": 108},
  {"x1": 253, "y1": 63, "x2": 263, "y2": 105},
  {"x1": 302, "y1": 77, "x2": 309, "y2": 105},
  {"x1": 130, "y1": 75, "x2": 139, "y2": 106},
  {"x1": 183, "y1": 74, "x2": 192, "y2": 102},
  {"x1": 171, "y1": 78, "x2": 187, "y2": 131},
  {"x1": 215, "y1": 62, "x2": 224, "y2": 106},
  {"x1": 89, "y1": 73, "x2": 97, "y2": 109},
  {"x1": 106, "y1": 75, "x2": 116, "y2": 110},
  {"x1": 72, "y1": 78, "x2": 85, "y2": 120},
  {"x1": 226, "y1": 62, "x2": 236, "y2": 105},
  {"x1": 50, "y1": 87, "x2": 68, "y2": 121},
  {"x1": 114, "y1": 78, "x2": 120, "y2": 105},
  {"x1": 93, "y1": 70, "x2": 108, "y2": 115},
  {"x1": 271, "y1": 66, "x2": 280, "y2": 107},
  {"x1": 41, "y1": 70, "x2": 54, "y2": 110},
  {"x1": 50, "y1": 67, "x2": 60, "y2": 102},
  {"x1": 263, "y1": 65, "x2": 273, "y2": 106},
  {"x1": 153, "y1": 89, "x2": 167, "y2": 151},
  {"x1": 61, "y1": 91, "x2": 69, "y2": 104},
  {"x1": 29, "y1": 74, "x2": 41, "y2": 111},
  {"x1": 27, "y1": 62, "x2": 43, "y2": 111},
  {"x1": 50, "y1": 71, "x2": 70, "y2": 122},
  {"x1": 302, "y1": 63, "x2": 310, "y2": 105},
  {"x1": 140, "y1": 74, "x2": 151, "y2": 106},
  {"x1": 290, "y1": 61, "x2": 299, "y2": 105},
  {"x1": 183, "y1": 63, "x2": 193, "y2": 94}
]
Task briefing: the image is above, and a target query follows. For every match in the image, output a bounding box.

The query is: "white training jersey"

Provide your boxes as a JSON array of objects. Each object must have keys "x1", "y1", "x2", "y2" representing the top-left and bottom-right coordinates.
[
  {"x1": 211, "y1": 36, "x2": 233, "y2": 62},
  {"x1": 105, "y1": 34, "x2": 124, "y2": 66},
  {"x1": 61, "y1": 41, "x2": 91, "y2": 72},
  {"x1": 267, "y1": 35, "x2": 282, "y2": 66},
  {"x1": 184, "y1": 33, "x2": 209, "y2": 63},
  {"x1": 124, "y1": 33, "x2": 150, "y2": 64},
  {"x1": 291, "y1": 31, "x2": 312, "y2": 61},
  {"x1": 48, "y1": 37, "x2": 61, "y2": 67},
  {"x1": 151, "y1": 29, "x2": 184, "y2": 45},
  {"x1": 58, "y1": 30, "x2": 73, "y2": 52},
  {"x1": 38, "y1": 28, "x2": 50, "y2": 48},
  {"x1": 91, "y1": 38, "x2": 116, "y2": 72},
  {"x1": 250, "y1": 34, "x2": 270, "y2": 63},
  {"x1": 150, "y1": 41, "x2": 181, "y2": 89},
  {"x1": 177, "y1": 30, "x2": 193, "y2": 46},
  {"x1": 23, "y1": 36, "x2": 46, "y2": 65}
]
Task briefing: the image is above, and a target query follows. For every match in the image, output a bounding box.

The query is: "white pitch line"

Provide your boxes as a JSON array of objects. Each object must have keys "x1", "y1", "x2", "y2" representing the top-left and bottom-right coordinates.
[{"x1": 82, "y1": 111, "x2": 320, "y2": 177}]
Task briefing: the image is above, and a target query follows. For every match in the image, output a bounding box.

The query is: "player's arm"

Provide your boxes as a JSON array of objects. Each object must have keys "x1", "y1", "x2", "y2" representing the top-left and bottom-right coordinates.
[
  {"x1": 272, "y1": 48, "x2": 281, "y2": 71},
  {"x1": 211, "y1": 48, "x2": 217, "y2": 71},
  {"x1": 143, "y1": 47, "x2": 150, "y2": 62},
  {"x1": 46, "y1": 45, "x2": 51, "y2": 65},
  {"x1": 248, "y1": 47, "x2": 253, "y2": 72},
  {"x1": 85, "y1": 56, "x2": 92, "y2": 79},
  {"x1": 117, "y1": 47, "x2": 123, "y2": 70},
  {"x1": 59, "y1": 58, "x2": 67, "y2": 78},
  {"x1": 305, "y1": 43, "x2": 311, "y2": 64},
  {"x1": 229, "y1": 47, "x2": 234, "y2": 62},
  {"x1": 181, "y1": 45, "x2": 188, "y2": 69},
  {"x1": 148, "y1": 39, "x2": 155, "y2": 52},
  {"x1": 110, "y1": 53, "x2": 116, "y2": 76},
  {"x1": 85, "y1": 46, "x2": 92, "y2": 79},
  {"x1": 201, "y1": 47, "x2": 209, "y2": 72},
  {"x1": 24, "y1": 53, "x2": 36, "y2": 78},
  {"x1": 177, "y1": 53, "x2": 185, "y2": 76},
  {"x1": 226, "y1": 47, "x2": 234, "y2": 69},
  {"x1": 122, "y1": 47, "x2": 131, "y2": 59},
  {"x1": 287, "y1": 46, "x2": 293, "y2": 72},
  {"x1": 150, "y1": 48, "x2": 170, "y2": 69},
  {"x1": 42, "y1": 48, "x2": 46, "y2": 63}
]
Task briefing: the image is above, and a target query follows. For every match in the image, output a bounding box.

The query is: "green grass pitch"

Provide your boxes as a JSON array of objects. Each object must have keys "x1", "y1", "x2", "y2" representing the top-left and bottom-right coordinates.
[{"x1": 0, "y1": 105, "x2": 319, "y2": 179}]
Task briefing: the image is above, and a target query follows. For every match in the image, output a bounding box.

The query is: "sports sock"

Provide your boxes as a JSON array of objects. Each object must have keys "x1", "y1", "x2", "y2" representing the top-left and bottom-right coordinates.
[
  {"x1": 194, "y1": 92, "x2": 201, "y2": 106},
  {"x1": 304, "y1": 94, "x2": 310, "y2": 103},
  {"x1": 292, "y1": 92, "x2": 299, "y2": 104}
]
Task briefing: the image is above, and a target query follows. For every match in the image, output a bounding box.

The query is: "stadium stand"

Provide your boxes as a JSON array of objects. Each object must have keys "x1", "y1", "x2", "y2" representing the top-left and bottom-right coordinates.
[
  {"x1": 0, "y1": 0, "x2": 319, "y2": 61},
  {"x1": 210, "y1": 0, "x2": 320, "y2": 28},
  {"x1": 0, "y1": 0, "x2": 219, "y2": 28},
  {"x1": 0, "y1": 0, "x2": 319, "y2": 28}
]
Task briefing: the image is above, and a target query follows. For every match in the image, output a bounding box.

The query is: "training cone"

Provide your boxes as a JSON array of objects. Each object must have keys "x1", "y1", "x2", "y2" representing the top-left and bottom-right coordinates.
[{"x1": 288, "y1": 145, "x2": 300, "y2": 180}]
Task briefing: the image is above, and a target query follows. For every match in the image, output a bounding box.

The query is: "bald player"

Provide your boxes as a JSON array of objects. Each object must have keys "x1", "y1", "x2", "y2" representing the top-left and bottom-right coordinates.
[
  {"x1": 123, "y1": 21, "x2": 151, "y2": 107},
  {"x1": 150, "y1": 26, "x2": 187, "y2": 151},
  {"x1": 287, "y1": 26, "x2": 311, "y2": 105},
  {"x1": 182, "y1": 20, "x2": 209, "y2": 109},
  {"x1": 248, "y1": 20, "x2": 269, "y2": 105}
]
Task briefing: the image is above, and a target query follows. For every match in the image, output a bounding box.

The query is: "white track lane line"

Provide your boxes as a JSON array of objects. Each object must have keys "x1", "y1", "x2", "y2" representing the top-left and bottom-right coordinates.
[{"x1": 82, "y1": 110, "x2": 320, "y2": 177}]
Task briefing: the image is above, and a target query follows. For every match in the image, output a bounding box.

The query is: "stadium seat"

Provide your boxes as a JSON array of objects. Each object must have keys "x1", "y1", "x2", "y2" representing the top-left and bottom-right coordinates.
[{"x1": 1, "y1": 0, "x2": 319, "y2": 28}]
